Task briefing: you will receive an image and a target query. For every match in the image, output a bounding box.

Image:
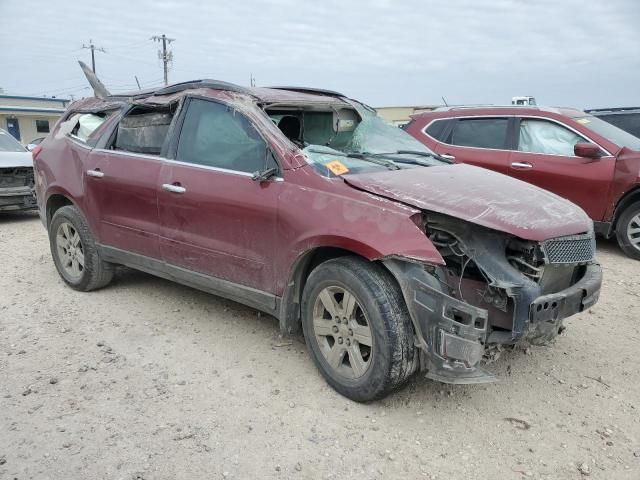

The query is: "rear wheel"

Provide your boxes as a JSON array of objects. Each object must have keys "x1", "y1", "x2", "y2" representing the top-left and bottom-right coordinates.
[
  {"x1": 49, "y1": 205, "x2": 114, "y2": 291},
  {"x1": 616, "y1": 201, "x2": 640, "y2": 260},
  {"x1": 301, "y1": 256, "x2": 415, "y2": 402}
]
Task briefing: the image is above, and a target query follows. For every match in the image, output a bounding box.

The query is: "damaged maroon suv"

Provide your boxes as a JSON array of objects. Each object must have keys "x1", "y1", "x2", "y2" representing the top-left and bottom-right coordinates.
[{"x1": 34, "y1": 77, "x2": 602, "y2": 401}]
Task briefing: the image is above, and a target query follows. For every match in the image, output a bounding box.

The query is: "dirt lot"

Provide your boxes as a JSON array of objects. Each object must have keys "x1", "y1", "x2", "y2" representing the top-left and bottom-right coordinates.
[{"x1": 1, "y1": 212, "x2": 639, "y2": 480}]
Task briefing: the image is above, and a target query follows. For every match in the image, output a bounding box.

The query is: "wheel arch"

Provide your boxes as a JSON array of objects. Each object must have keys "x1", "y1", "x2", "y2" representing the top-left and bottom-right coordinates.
[
  {"x1": 45, "y1": 192, "x2": 75, "y2": 228},
  {"x1": 278, "y1": 245, "x2": 415, "y2": 336},
  {"x1": 612, "y1": 185, "x2": 640, "y2": 233},
  {"x1": 279, "y1": 246, "x2": 363, "y2": 335}
]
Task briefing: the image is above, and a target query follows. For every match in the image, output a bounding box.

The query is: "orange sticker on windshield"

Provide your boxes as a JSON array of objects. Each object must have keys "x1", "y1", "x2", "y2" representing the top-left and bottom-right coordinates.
[{"x1": 325, "y1": 160, "x2": 349, "y2": 176}]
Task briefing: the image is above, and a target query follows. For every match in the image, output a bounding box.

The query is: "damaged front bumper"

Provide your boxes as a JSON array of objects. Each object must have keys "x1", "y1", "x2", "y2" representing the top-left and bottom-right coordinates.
[
  {"x1": 0, "y1": 185, "x2": 37, "y2": 212},
  {"x1": 384, "y1": 259, "x2": 602, "y2": 384}
]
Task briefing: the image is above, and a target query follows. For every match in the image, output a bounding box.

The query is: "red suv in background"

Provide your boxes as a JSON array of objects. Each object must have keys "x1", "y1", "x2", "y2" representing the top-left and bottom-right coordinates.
[
  {"x1": 405, "y1": 107, "x2": 640, "y2": 259},
  {"x1": 33, "y1": 81, "x2": 602, "y2": 401}
]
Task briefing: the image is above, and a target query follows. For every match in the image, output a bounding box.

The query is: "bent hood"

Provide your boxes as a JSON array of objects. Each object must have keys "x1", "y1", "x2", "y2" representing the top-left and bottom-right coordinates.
[
  {"x1": 343, "y1": 164, "x2": 592, "y2": 241},
  {"x1": 0, "y1": 151, "x2": 33, "y2": 168}
]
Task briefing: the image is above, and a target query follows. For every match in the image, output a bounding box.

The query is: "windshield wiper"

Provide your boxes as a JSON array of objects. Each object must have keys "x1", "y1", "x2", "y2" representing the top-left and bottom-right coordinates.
[
  {"x1": 346, "y1": 152, "x2": 400, "y2": 170},
  {"x1": 305, "y1": 148, "x2": 400, "y2": 170},
  {"x1": 368, "y1": 150, "x2": 454, "y2": 165}
]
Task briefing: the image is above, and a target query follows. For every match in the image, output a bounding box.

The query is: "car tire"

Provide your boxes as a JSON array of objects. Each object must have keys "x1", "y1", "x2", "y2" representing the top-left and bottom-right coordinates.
[
  {"x1": 49, "y1": 205, "x2": 114, "y2": 291},
  {"x1": 616, "y1": 201, "x2": 640, "y2": 260},
  {"x1": 301, "y1": 256, "x2": 416, "y2": 402}
]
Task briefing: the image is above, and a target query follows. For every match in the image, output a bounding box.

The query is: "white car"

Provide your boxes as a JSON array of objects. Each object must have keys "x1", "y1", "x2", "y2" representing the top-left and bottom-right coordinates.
[{"x1": 0, "y1": 128, "x2": 37, "y2": 212}]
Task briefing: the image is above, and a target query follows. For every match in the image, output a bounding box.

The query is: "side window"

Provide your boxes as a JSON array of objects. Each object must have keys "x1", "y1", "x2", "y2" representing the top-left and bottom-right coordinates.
[
  {"x1": 176, "y1": 98, "x2": 269, "y2": 174},
  {"x1": 425, "y1": 119, "x2": 450, "y2": 141},
  {"x1": 518, "y1": 119, "x2": 585, "y2": 156},
  {"x1": 450, "y1": 118, "x2": 509, "y2": 149},
  {"x1": 112, "y1": 105, "x2": 175, "y2": 155},
  {"x1": 58, "y1": 112, "x2": 112, "y2": 144}
]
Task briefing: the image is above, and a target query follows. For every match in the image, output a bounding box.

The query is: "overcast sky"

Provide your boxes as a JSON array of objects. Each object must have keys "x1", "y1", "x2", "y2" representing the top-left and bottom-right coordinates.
[{"x1": 1, "y1": 0, "x2": 638, "y2": 108}]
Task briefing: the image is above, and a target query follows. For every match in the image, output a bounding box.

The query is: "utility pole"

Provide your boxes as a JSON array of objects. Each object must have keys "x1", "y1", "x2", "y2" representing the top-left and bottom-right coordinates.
[
  {"x1": 151, "y1": 34, "x2": 175, "y2": 86},
  {"x1": 82, "y1": 40, "x2": 105, "y2": 73}
]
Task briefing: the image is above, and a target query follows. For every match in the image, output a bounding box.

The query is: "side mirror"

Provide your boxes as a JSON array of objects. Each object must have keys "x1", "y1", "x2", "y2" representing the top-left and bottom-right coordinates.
[{"x1": 574, "y1": 143, "x2": 601, "y2": 159}]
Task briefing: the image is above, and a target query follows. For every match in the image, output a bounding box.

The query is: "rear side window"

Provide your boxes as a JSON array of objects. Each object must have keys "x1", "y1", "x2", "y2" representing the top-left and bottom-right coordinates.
[
  {"x1": 113, "y1": 106, "x2": 175, "y2": 155},
  {"x1": 425, "y1": 119, "x2": 450, "y2": 141},
  {"x1": 451, "y1": 118, "x2": 509, "y2": 149},
  {"x1": 176, "y1": 98, "x2": 268, "y2": 174}
]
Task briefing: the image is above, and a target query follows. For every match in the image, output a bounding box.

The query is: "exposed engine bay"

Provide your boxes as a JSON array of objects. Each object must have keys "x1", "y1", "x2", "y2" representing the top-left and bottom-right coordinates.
[
  {"x1": 384, "y1": 212, "x2": 601, "y2": 384},
  {"x1": 0, "y1": 167, "x2": 36, "y2": 211},
  {"x1": 0, "y1": 167, "x2": 34, "y2": 189}
]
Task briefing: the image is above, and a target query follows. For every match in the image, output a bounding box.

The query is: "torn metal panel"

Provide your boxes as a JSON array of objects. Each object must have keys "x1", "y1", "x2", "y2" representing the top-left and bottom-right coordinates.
[
  {"x1": 423, "y1": 213, "x2": 600, "y2": 340},
  {"x1": 78, "y1": 60, "x2": 111, "y2": 98},
  {"x1": 379, "y1": 210, "x2": 602, "y2": 384},
  {"x1": 384, "y1": 258, "x2": 496, "y2": 384}
]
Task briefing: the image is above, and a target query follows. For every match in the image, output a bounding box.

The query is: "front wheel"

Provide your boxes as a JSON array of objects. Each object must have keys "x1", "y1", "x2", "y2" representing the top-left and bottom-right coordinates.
[
  {"x1": 616, "y1": 201, "x2": 640, "y2": 260},
  {"x1": 301, "y1": 256, "x2": 416, "y2": 402},
  {"x1": 49, "y1": 205, "x2": 114, "y2": 291}
]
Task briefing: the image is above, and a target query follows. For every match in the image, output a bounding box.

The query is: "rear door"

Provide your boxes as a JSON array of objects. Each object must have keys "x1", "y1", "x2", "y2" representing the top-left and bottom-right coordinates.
[
  {"x1": 83, "y1": 106, "x2": 174, "y2": 259},
  {"x1": 508, "y1": 117, "x2": 616, "y2": 221},
  {"x1": 158, "y1": 97, "x2": 281, "y2": 293},
  {"x1": 431, "y1": 116, "x2": 514, "y2": 175}
]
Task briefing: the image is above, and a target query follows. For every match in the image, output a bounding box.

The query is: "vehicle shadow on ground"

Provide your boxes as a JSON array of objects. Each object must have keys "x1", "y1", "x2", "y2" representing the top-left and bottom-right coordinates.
[
  {"x1": 0, "y1": 210, "x2": 40, "y2": 224},
  {"x1": 110, "y1": 265, "x2": 281, "y2": 327},
  {"x1": 596, "y1": 236, "x2": 627, "y2": 260},
  {"x1": 107, "y1": 265, "x2": 549, "y2": 405}
]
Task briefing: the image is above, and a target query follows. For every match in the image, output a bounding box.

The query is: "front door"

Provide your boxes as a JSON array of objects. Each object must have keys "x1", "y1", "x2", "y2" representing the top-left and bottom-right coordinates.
[
  {"x1": 6, "y1": 117, "x2": 21, "y2": 142},
  {"x1": 508, "y1": 117, "x2": 616, "y2": 221},
  {"x1": 158, "y1": 97, "x2": 281, "y2": 293}
]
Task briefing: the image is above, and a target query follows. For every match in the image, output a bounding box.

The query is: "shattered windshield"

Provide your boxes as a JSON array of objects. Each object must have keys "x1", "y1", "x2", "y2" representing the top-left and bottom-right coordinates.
[
  {"x1": 270, "y1": 102, "x2": 448, "y2": 177},
  {"x1": 347, "y1": 109, "x2": 434, "y2": 155},
  {"x1": 308, "y1": 107, "x2": 446, "y2": 176}
]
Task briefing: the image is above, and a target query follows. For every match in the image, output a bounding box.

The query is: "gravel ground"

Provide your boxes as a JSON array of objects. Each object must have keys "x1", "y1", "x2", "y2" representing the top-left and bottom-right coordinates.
[{"x1": 1, "y1": 211, "x2": 639, "y2": 480}]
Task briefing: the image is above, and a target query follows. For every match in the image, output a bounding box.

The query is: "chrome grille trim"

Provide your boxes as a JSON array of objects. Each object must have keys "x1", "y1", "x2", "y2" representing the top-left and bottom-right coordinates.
[{"x1": 542, "y1": 233, "x2": 595, "y2": 264}]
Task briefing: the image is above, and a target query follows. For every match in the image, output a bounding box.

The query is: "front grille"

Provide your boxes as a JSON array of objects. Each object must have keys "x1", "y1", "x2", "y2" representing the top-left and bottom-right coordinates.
[{"x1": 542, "y1": 233, "x2": 595, "y2": 264}]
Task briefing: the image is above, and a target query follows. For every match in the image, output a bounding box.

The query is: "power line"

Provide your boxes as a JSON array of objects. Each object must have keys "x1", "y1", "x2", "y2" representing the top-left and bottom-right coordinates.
[
  {"x1": 82, "y1": 40, "x2": 106, "y2": 74},
  {"x1": 106, "y1": 40, "x2": 151, "y2": 51},
  {"x1": 151, "y1": 34, "x2": 175, "y2": 86},
  {"x1": 24, "y1": 84, "x2": 91, "y2": 97},
  {"x1": 103, "y1": 51, "x2": 159, "y2": 68}
]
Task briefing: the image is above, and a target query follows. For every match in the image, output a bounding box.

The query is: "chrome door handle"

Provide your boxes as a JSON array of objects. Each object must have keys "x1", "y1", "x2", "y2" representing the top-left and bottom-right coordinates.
[
  {"x1": 511, "y1": 162, "x2": 533, "y2": 169},
  {"x1": 162, "y1": 183, "x2": 186, "y2": 194},
  {"x1": 440, "y1": 153, "x2": 456, "y2": 161},
  {"x1": 87, "y1": 169, "x2": 104, "y2": 178}
]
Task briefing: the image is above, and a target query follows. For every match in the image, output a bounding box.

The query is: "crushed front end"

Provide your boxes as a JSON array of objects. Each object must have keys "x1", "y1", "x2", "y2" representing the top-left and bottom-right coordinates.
[
  {"x1": 0, "y1": 167, "x2": 37, "y2": 212},
  {"x1": 384, "y1": 213, "x2": 602, "y2": 384}
]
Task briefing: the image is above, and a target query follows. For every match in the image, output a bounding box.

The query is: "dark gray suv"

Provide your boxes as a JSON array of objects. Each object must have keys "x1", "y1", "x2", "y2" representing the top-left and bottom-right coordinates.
[{"x1": 586, "y1": 107, "x2": 640, "y2": 139}]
